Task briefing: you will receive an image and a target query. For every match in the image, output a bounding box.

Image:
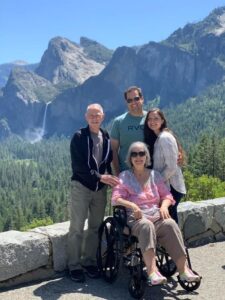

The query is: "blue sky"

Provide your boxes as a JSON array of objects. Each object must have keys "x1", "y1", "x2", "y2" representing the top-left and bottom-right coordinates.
[{"x1": 1, "y1": 0, "x2": 225, "y2": 64}]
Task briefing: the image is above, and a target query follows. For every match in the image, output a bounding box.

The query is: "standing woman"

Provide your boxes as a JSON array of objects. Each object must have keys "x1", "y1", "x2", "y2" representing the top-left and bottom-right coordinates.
[{"x1": 144, "y1": 108, "x2": 186, "y2": 224}]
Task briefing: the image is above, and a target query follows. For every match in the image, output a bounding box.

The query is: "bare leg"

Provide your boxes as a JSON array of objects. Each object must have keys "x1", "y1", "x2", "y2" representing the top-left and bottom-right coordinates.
[
  {"x1": 143, "y1": 248, "x2": 157, "y2": 275},
  {"x1": 175, "y1": 255, "x2": 187, "y2": 274}
]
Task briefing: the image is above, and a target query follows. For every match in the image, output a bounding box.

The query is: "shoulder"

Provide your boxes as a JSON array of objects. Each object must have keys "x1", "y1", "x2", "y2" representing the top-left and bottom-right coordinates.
[
  {"x1": 100, "y1": 128, "x2": 110, "y2": 138},
  {"x1": 71, "y1": 127, "x2": 87, "y2": 142},
  {"x1": 111, "y1": 113, "x2": 129, "y2": 137},
  {"x1": 119, "y1": 170, "x2": 132, "y2": 181},
  {"x1": 150, "y1": 169, "x2": 163, "y2": 182},
  {"x1": 159, "y1": 131, "x2": 176, "y2": 142},
  {"x1": 113, "y1": 112, "x2": 129, "y2": 122}
]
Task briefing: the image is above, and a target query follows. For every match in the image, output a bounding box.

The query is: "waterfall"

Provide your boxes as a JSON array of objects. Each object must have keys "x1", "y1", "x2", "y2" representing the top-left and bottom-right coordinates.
[
  {"x1": 25, "y1": 102, "x2": 50, "y2": 143},
  {"x1": 41, "y1": 102, "x2": 50, "y2": 136}
]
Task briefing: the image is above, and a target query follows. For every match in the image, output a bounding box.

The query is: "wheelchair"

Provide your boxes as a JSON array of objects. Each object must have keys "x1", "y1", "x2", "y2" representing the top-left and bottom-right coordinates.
[{"x1": 97, "y1": 206, "x2": 201, "y2": 299}]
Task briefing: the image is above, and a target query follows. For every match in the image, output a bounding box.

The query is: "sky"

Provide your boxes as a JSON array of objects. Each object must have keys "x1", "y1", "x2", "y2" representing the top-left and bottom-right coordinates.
[{"x1": 1, "y1": 0, "x2": 225, "y2": 65}]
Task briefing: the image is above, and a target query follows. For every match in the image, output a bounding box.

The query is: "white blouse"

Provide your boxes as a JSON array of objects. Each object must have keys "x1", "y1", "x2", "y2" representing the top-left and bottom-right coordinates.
[{"x1": 153, "y1": 131, "x2": 186, "y2": 194}]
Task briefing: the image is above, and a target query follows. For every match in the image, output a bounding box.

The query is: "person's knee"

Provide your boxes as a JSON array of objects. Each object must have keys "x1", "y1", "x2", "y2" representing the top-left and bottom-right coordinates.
[
  {"x1": 139, "y1": 219, "x2": 155, "y2": 235},
  {"x1": 163, "y1": 218, "x2": 178, "y2": 231}
]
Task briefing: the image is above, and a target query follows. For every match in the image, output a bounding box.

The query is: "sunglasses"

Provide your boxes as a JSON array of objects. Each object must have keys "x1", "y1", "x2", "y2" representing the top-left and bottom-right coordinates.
[
  {"x1": 130, "y1": 151, "x2": 146, "y2": 158},
  {"x1": 126, "y1": 96, "x2": 141, "y2": 104}
]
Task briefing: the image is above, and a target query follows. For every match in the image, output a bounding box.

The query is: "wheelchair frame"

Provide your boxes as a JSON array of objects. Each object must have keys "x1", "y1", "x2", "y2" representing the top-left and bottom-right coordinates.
[{"x1": 97, "y1": 206, "x2": 201, "y2": 299}]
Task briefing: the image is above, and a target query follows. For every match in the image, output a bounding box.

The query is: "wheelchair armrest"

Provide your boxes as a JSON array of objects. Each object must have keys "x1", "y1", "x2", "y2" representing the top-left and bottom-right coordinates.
[{"x1": 113, "y1": 205, "x2": 127, "y2": 227}]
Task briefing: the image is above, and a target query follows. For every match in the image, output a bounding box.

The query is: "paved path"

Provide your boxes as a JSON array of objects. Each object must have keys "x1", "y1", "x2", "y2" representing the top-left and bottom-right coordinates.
[{"x1": 0, "y1": 241, "x2": 225, "y2": 300}]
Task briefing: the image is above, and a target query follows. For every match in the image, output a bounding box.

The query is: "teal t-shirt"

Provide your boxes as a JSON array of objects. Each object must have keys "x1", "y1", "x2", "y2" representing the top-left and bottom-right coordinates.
[{"x1": 110, "y1": 111, "x2": 147, "y2": 171}]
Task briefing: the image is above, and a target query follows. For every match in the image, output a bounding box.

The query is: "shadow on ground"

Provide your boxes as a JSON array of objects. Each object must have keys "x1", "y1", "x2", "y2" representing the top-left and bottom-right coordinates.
[{"x1": 33, "y1": 271, "x2": 199, "y2": 300}]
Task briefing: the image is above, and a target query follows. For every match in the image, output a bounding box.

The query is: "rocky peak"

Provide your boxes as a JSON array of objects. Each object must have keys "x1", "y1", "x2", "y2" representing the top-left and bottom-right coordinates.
[
  {"x1": 80, "y1": 36, "x2": 113, "y2": 64},
  {"x1": 3, "y1": 67, "x2": 57, "y2": 103},
  {"x1": 36, "y1": 36, "x2": 105, "y2": 85},
  {"x1": 0, "y1": 61, "x2": 37, "y2": 88},
  {"x1": 209, "y1": 7, "x2": 225, "y2": 36},
  {"x1": 164, "y1": 6, "x2": 225, "y2": 53}
]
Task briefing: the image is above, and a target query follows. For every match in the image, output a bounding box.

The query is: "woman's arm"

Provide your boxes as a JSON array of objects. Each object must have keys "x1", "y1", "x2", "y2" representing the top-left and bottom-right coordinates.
[
  {"x1": 158, "y1": 133, "x2": 178, "y2": 182},
  {"x1": 160, "y1": 199, "x2": 172, "y2": 220},
  {"x1": 114, "y1": 197, "x2": 142, "y2": 220}
]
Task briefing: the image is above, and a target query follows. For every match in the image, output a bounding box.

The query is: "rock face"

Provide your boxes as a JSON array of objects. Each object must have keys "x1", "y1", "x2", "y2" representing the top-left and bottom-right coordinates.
[
  {"x1": 0, "y1": 61, "x2": 38, "y2": 88},
  {"x1": 3, "y1": 68, "x2": 57, "y2": 104},
  {"x1": 80, "y1": 36, "x2": 113, "y2": 64},
  {"x1": 0, "y1": 36, "x2": 113, "y2": 137},
  {"x1": 46, "y1": 7, "x2": 225, "y2": 135},
  {"x1": 0, "y1": 68, "x2": 57, "y2": 135},
  {"x1": 2, "y1": 7, "x2": 225, "y2": 137},
  {"x1": 36, "y1": 37, "x2": 105, "y2": 85}
]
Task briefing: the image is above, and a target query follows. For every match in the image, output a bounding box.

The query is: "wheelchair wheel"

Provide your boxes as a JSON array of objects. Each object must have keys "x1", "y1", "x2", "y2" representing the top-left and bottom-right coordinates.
[
  {"x1": 97, "y1": 217, "x2": 122, "y2": 283},
  {"x1": 156, "y1": 247, "x2": 177, "y2": 277},
  {"x1": 177, "y1": 270, "x2": 201, "y2": 291},
  {"x1": 128, "y1": 264, "x2": 145, "y2": 299}
]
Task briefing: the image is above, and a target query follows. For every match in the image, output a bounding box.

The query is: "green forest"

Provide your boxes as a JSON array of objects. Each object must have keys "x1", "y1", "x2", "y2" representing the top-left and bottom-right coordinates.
[{"x1": 1, "y1": 133, "x2": 225, "y2": 232}]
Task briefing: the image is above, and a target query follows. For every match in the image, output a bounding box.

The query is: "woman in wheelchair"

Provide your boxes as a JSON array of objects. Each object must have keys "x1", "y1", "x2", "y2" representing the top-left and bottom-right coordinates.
[{"x1": 111, "y1": 141, "x2": 200, "y2": 286}]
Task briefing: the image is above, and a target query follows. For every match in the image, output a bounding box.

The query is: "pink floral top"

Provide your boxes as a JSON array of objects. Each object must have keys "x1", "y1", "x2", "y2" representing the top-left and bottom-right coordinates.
[{"x1": 112, "y1": 169, "x2": 175, "y2": 223}]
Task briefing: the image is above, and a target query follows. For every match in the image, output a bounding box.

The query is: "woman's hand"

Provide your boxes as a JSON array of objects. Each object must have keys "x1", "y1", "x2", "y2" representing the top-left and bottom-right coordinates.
[
  {"x1": 160, "y1": 205, "x2": 171, "y2": 220},
  {"x1": 131, "y1": 203, "x2": 142, "y2": 220}
]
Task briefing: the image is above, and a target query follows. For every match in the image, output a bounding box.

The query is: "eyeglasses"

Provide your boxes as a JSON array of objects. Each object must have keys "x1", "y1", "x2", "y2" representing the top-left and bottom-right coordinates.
[
  {"x1": 130, "y1": 151, "x2": 146, "y2": 158},
  {"x1": 126, "y1": 96, "x2": 141, "y2": 104},
  {"x1": 88, "y1": 113, "x2": 103, "y2": 119}
]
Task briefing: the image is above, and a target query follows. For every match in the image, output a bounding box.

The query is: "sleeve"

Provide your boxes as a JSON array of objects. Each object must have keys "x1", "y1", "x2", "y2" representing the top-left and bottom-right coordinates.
[
  {"x1": 159, "y1": 134, "x2": 178, "y2": 182},
  {"x1": 111, "y1": 172, "x2": 130, "y2": 205},
  {"x1": 110, "y1": 118, "x2": 120, "y2": 140},
  {"x1": 154, "y1": 171, "x2": 175, "y2": 205},
  {"x1": 70, "y1": 133, "x2": 100, "y2": 183},
  {"x1": 106, "y1": 134, "x2": 113, "y2": 175}
]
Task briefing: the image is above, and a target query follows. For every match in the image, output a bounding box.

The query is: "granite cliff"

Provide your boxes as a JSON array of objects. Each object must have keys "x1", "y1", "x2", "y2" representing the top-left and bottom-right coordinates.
[{"x1": 1, "y1": 7, "x2": 225, "y2": 137}]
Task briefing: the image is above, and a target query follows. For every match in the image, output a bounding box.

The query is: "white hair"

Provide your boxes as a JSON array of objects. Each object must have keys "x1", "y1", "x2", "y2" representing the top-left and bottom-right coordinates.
[
  {"x1": 126, "y1": 141, "x2": 151, "y2": 168},
  {"x1": 86, "y1": 103, "x2": 104, "y2": 114}
]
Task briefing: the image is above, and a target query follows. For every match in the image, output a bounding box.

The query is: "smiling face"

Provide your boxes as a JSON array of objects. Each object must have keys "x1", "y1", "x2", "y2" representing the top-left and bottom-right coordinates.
[
  {"x1": 130, "y1": 144, "x2": 147, "y2": 169},
  {"x1": 85, "y1": 104, "x2": 104, "y2": 133},
  {"x1": 125, "y1": 89, "x2": 144, "y2": 116},
  {"x1": 147, "y1": 111, "x2": 164, "y2": 135}
]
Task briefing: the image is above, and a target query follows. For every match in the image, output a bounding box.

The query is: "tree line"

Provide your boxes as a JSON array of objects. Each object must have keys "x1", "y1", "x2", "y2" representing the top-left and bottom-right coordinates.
[{"x1": 0, "y1": 134, "x2": 225, "y2": 232}]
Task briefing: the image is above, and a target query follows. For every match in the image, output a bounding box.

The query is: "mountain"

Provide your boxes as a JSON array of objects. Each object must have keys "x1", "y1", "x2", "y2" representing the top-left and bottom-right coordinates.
[
  {"x1": 80, "y1": 36, "x2": 113, "y2": 64},
  {"x1": 163, "y1": 7, "x2": 225, "y2": 53},
  {"x1": 0, "y1": 61, "x2": 38, "y2": 88},
  {"x1": 0, "y1": 68, "x2": 58, "y2": 134},
  {"x1": 47, "y1": 6, "x2": 225, "y2": 135},
  {"x1": 1, "y1": 7, "x2": 225, "y2": 141},
  {"x1": 0, "y1": 36, "x2": 113, "y2": 137},
  {"x1": 35, "y1": 36, "x2": 106, "y2": 85}
]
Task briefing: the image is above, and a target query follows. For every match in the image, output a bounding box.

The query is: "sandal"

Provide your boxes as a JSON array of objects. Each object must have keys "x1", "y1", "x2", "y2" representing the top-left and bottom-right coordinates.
[
  {"x1": 148, "y1": 271, "x2": 167, "y2": 285},
  {"x1": 179, "y1": 269, "x2": 200, "y2": 282}
]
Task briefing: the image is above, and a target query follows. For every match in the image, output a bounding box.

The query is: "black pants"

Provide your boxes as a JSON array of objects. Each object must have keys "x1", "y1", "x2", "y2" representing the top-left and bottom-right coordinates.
[{"x1": 169, "y1": 185, "x2": 185, "y2": 224}]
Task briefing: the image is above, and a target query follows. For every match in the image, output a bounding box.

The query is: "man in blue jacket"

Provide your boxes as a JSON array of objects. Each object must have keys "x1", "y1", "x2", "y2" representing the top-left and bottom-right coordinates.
[{"x1": 68, "y1": 103, "x2": 119, "y2": 283}]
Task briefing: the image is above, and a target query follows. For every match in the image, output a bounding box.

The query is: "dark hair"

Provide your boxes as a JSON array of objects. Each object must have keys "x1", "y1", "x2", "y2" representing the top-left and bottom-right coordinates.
[
  {"x1": 124, "y1": 86, "x2": 143, "y2": 100},
  {"x1": 144, "y1": 108, "x2": 186, "y2": 166},
  {"x1": 144, "y1": 108, "x2": 166, "y2": 165}
]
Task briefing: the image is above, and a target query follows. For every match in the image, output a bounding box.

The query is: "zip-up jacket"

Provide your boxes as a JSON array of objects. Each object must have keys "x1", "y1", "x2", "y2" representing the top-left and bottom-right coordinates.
[{"x1": 70, "y1": 126, "x2": 113, "y2": 191}]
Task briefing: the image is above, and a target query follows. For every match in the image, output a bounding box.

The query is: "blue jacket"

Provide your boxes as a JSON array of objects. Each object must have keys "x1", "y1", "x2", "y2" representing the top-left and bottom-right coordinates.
[{"x1": 70, "y1": 125, "x2": 112, "y2": 191}]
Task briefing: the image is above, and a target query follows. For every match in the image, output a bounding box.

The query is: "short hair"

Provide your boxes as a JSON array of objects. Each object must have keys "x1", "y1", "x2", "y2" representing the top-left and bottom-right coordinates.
[
  {"x1": 86, "y1": 103, "x2": 104, "y2": 114},
  {"x1": 126, "y1": 141, "x2": 151, "y2": 168},
  {"x1": 124, "y1": 86, "x2": 143, "y2": 100}
]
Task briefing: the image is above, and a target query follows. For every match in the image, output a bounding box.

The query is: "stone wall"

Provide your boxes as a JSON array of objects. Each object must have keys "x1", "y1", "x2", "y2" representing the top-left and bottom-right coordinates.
[{"x1": 0, "y1": 198, "x2": 225, "y2": 288}]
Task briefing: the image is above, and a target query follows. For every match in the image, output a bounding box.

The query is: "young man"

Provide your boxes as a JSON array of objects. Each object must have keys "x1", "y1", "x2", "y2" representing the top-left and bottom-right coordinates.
[
  {"x1": 110, "y1": 86, "x2": 147, "y2": 175},
  {"x1": 68, "y1": 103, "x2": 119, "y2": 283}
]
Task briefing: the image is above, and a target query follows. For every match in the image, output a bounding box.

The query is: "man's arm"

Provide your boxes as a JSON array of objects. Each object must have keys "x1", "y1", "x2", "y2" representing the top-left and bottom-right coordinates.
[{"x1": 111, "y1": 138, "x2": 120, "y2": 176}]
